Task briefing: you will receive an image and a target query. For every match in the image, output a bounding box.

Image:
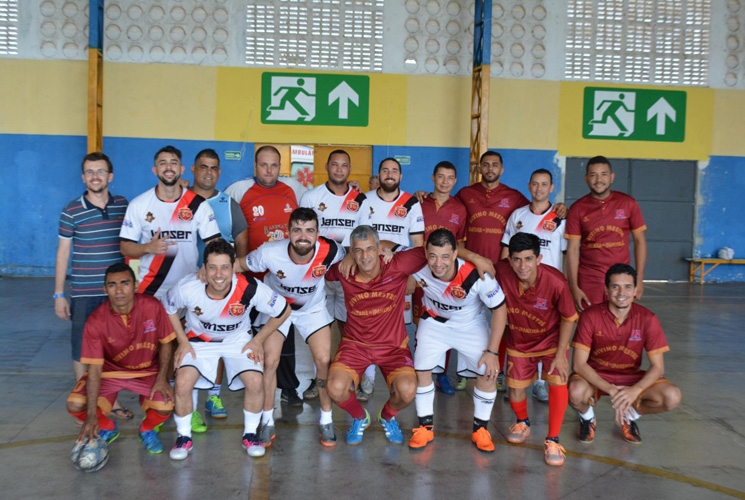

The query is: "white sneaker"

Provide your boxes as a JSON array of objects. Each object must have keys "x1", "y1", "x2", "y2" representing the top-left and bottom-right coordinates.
[
  {"x1": 532, "y1": 380, "x2": 549, "y2": 403},
  {"x1": 360, "y1": 376, "x2": 375, "y2": 395}
]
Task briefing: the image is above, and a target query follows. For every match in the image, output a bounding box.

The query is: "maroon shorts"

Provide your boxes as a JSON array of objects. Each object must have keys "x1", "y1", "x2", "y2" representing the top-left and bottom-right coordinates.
[
  {"x1": 329, "y1": 340, "x2": 415, "y2": 389},
  {"x1": 569, "y1": 371, "x2": 670, "y2": 411},
  {"x1": 67, "y1": 372, "x2": 173, "y2": 414},
  {"x1": 505, "y1": 350, "x2": 569, "y2": 389}
]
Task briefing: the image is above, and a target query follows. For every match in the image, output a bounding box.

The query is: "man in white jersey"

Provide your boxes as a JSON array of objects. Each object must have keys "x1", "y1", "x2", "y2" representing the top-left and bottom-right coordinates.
[
  {"x1": 236, "y1": 208, "x2": 345, "y2": 447},
  {"x1": 409, "y1": 229, "x2": 507, "y2": 452},
  {"x1": 354, "y1": 157, "x2": 425, "y2": 399},
  {"x1": 120, "y1": 145, "x2": 221, "y2": 300},
  {"x1": 165, "y1": 239, "x2": 289, "y2": 460},
  {"x1": 500, "y1": 168, "x2": 566, "y2": 403}
]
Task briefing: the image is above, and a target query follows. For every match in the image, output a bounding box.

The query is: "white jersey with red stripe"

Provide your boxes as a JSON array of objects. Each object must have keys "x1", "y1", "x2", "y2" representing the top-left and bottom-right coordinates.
[
  {"x1": 120, "y1": 187, "x2": 220, "y2": 299},
  {"x1": 501, "y1": 203, "x2": 566, "y2": 271},
  {"x1": 245, "y1": 236, "x2": 345, "y2": 311},
  {"x1": 413, "y1": 259, "x2": 506, "y2": 324},
  {"x1": 164, "y1": 273, "x2": 288, "y2": 342},
  {"x1": 356, "y1": 189, "x2": 425, "y2": 246},
  {"x1": 299, "y1": 184, "x2": 369, "y2": 243}
]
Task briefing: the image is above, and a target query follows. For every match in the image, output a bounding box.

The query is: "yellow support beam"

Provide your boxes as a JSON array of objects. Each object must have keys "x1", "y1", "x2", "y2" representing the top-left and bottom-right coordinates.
[
  {"x1": 469, "y1": 64, "x2": 490, "y2": 184},
  {"x1": 87, "y1": 48, "x2": 103, "y2": 153}
]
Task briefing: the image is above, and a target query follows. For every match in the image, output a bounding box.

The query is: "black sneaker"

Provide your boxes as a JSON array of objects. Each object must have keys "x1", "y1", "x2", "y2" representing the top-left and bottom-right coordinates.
[
  {"x1": 281, "y1": 389, "x2": 303, "y2": 407},
  {"x1": 621, "y1": 420, "x2": 642, "y2": 444},
  {"x1": 577, "y1": 417, "x2": 596, "y2": 444}
]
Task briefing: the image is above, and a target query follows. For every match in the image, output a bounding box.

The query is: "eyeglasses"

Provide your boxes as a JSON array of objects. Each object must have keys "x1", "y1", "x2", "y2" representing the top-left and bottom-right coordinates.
[{"x1": 84, "y1": 169, "x2": 109, "y2": 177}]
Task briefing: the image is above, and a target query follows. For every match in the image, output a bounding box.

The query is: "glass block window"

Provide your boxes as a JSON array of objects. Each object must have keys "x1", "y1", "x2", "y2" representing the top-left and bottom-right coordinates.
[{"x1": 0, "y1": 0, "x2": 19, "y2": 55}]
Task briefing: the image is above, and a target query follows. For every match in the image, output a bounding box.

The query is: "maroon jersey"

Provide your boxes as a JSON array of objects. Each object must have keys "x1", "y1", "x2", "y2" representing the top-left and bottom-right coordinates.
[
  {"x1": 572, "y1": 302, "x2": 669, "y2": 377},
  {"x1": 421, "y1": 195, "x2": 468, "y2": 242},
  {"x1": 326, "y1": 248, "x2": 427, "y2": 347},
  {"x1": 494, "y1": 260, "x2": 578, "y2": 356},
  {"x1": 456, "y1": 183, "x2": 529, "y2": 262},
  {"x1": 80, "y1": 294, "x2": 176, "y2": 378}
]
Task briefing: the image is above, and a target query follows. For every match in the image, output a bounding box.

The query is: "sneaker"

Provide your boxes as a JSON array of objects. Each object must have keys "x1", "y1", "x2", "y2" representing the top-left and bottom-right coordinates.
[
  {"x1": 355, "y1": 386, "x2": 369, "y2": 402},
  {"x1": 303, "y1": 379, "x2": 319, "y2": 400},
  {"x1": 471, "y1": 427, "x2": 495, "y2": 452},
  {"x1": 98, "y1": 423, "x2": 120, "y2": 444},
  {"x1": 319, "y1": 422, "x2": 337, "y2": 447},
  {"x1": 139, "y1": 430, "x2": 164, "y2": 454},
  {"x1": 409, "y1": 425, "x2": 434, "y2": 449},
  {"x1": 345, "y1": 409, "x2": 370, "y2": 445},
  {"x1": 191, "y1": 411, "x2": 207, "y2": 433},
  {"x1": 242, "y1": 433, "x2": 266, "y2": 457},
  {"x1": 377, "y1": 411, "x2": 404, "y2": 444},
  {"x1": 544, "y1": 440, "x2": 566, "y2": 466},
  {"x1": 621, "y1": 420, "x2": 642, "y2": 444},
  {"x1": 577, "y1": 417, "x2": 596, "y2": 444},
  {"x1": 532, "y1": 380, "x2": 549, "y2": 403},
  {"x1": 205, "y1": 395, "x2": 228, "y2": 418},
  {"x1": 360, "y1": 376, "x2": 375, "y2": 395},
  {"x1": 259, "y1": 424, "x2": 276, "y2": 447},
  {"x1": 280, "y1": 389, "x2": 303, "y2": 407},
  {"x1": 169, "y1": 435, "x2": 193, "y2": 460},
  {"x1": 435, "y1": 375, "x2": 455, "y2": 395},
  {"x1": 507, "y1": 422, "x2": 531, "y2": 444},
  {"x1": 454, "y1": 377, "x2": 468, "y2": 391},
  {"x1": 496, "y1": 372, "x2": 506, "y2": 392}
]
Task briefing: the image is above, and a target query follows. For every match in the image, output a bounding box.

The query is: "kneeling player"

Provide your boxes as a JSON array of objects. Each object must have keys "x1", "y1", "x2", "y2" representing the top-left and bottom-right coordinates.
[
  {"x1": 165, "y1": 239, "x2": 290, "y2": 459},
  {"x1": 569, "y1": 264, "x2": 682, "y2": 445},
  {"x1": 409, "y1": 229, "x2": 507, "y2": 452},
  {"x1": 67, "y1": 263, "x2": 175, "y2": 454}
]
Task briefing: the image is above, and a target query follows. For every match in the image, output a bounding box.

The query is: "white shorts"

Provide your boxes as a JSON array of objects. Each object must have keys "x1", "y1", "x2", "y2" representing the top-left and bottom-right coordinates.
[
  {"x1": 413, "y1": 317, "x2": 490, "y2": 378},
  {"x1": 263, "y1": 304, "x2": 333, "y2": 342},
  {"x1": 178, "y1": 332, "x2": 262, "y2": 391},
  {"x1": 404, "y1": 293, "x2": 413, "y2": 325},
  {"x1": 325, "y1": 280, "x2": 347, "y2": 322}
]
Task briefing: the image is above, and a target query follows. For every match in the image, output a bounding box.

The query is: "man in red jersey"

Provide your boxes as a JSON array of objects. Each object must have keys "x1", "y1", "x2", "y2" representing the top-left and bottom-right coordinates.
[
  {"x1": 565, "y1": 156, "x2": 647, "y2": 312},
  {"x1": 67, "y1": 263, "x2": 175, "y2": 455},
  {"x1": 569, "y1": 264, "x2": 681, "y2": 445},
  {"x1": 494, "y1": 233, "x2": 578, "y2": 466}
]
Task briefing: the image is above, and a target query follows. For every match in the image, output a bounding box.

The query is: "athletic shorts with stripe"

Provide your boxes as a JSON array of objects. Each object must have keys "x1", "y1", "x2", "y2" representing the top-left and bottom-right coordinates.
[
  {"x1": 569, "y1": 371, "x2": 671, "y2": 412},
  {"x1": 330, "y1": 340, "x2": 415, "y2": 390},
  {"x1": 178, "y1": 332, "x2": 263, "y2": 391},
  {"x1": 262, "y1": 303, "x2": 333, "y2": 342},
  {"x1": 67, "y1": 372, "x2": 173, "y2": 415},
  {"x1": 506, "y1": 349, "x2": 569, "y2": 389},
  {"x1": 414, "y1": 316, "x2": 490, "y2": 378}
]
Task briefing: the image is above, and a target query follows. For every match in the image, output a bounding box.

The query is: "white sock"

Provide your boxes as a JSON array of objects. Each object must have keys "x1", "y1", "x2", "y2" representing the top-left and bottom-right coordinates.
[
  {"x1": 192, "y1": 389, "x2": 199, "y2": 410},
  {"x1": 537, "y1": 361, "x2": 544, "y2": 381},
  {"x1": 261, "y1": 409, "x2": 275, "y2": 426},
  {"x1": 627, "y1": 408, "x2": 641, "y2": 421},
  {"x1": 319, "y1": 409, "x2": 333, "y2": 425},
  {"x1": 208, "y1": 386, "x2": 221, "y2": 399},
  {"x1": 174, "y1": 413, "x2": 192, "y2": 438},
  {"x1": 415, "y1": 383, "x2": 436, "y2": 417},
  {"x1": 243, "y1": 409, "x2": 262, "y2": 435},
  {"x1": 473, "y1": 387, "x2": 497, "y2": 421},
  {"x1": 579, "y1": 406, "x2": 595, "y2": 421},
  {"x1": 363, "y1": 365, "x2": 376, "y2": 381}
]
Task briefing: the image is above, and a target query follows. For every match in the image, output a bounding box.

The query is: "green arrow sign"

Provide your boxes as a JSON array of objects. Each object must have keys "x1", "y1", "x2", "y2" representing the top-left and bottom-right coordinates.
[
  {"x1": 582, "y1": 87, "x2": 686, "y2": 142},
  {"x1": 261, "y1": 72, "x2": 369, "y2": 126}
]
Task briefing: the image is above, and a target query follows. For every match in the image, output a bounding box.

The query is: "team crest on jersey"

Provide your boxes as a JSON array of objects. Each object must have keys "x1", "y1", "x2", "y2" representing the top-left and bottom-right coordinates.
[
  {"x1": 534, "y1": 298, "x2": 548, "y2": 310},
  {"x1": 404, "y1": 301, "x2": 411, "y2": 311},
  {"x1": 369, "y1": 207, "x2": 375, "y2": 215},
  {"x1": 516, "y1": 221, "x2": 523, "y2": 230},
  {"x1": 193, "y1": 307, "x2": 203, "y2": 316},
  {"x1": 283, "y1": 203, "x2": 293, "y2": 213},
  {"x1": 143, "y1": 319, "x2": 156, "y2": 333},
  {"x1": 417, "y1": 279, "x2": 428, "y2": 288},
  {"x1": 318, "y1": 203, "x2": 327, "y2": 212},
  {"x1": 499, "y1": 198, "x2": 510, "y2": 208},
  {"x1": 106, "y1": 337, "x2": 116, "y2": 344},
  {"x1": 582, "y1": 216, "x2": 590, "y2": 222},
  {"x1": 596, "y1": 330, "x2": 603, "y2": 337},
  {"x1": 543, "y1": 219, "x2": 557, "y2": 232},
  {"x1": 629, "y1": 329, "x2": 642, "y2": 341},
  {"x1": 312, "y1": 265, "x2": 327, "y2": 278},
  {"x1": 229, "y1": 303, "x2": 245, "y2": 317},
  {"x1": 276, "y1": 270, "x2": 286, "y2": 279},
  {"x1": 615, "y1": 209, "x2": 627, "y2": 219},
  {"x1": 449, "y1": 214, "x2": 460, "y2": 225},
  {"x1": 394, "y1": 206, "x2": 408, "y2": 218},
  {"x1": 145, "y1": 212, "x2": 155, "y2": 223},
  {"x1": 346, "y1": 200, "x2": 359, "y2": 212},
  {"x1": 450, "y1": 286, "x2": 466, "y2": 299},
  {"x1": 178, "y1": 207, "x2": 193, "y2": 222}
]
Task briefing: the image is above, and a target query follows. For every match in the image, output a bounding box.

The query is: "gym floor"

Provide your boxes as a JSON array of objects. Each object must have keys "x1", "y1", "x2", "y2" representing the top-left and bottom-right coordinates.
[{"x1": 1, "y1": 277, "x2": 743, "y2": 499}]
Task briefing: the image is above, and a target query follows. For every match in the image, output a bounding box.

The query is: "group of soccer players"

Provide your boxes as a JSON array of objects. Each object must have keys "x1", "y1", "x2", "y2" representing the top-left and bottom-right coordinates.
[{"x1": 57, "y1": 145, "x2": 681, "y2": 468}]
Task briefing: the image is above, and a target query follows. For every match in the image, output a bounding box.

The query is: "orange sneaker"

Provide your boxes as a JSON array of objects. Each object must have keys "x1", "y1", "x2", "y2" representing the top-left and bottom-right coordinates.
[
  {"x1": 409, "y1": 425, "x2": 434, "y2": 449},
  {"x1": 507, "y1": 422, "x2": 531, "y2": 444},
  {"x1": 620, "y1": 420, "x2": 642, "y2": 444},
  {"x1": 471, "y1": 427, "x2": 495, "y2": 452},
  {"x1": 577, "y1": 417, "x2": 595, "y2": 444},
  {"x1": 544, "y1": 440, "x2": 566, "y2": 466}
]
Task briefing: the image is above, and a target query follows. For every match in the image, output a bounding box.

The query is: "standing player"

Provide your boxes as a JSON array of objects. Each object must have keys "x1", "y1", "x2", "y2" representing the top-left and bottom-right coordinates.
[
  {"x1": 409, "y1": 229, "x2": 506, "y2": 452},
  {"x1": 67, "y1": 263, "x2": 175, "y2": 454},
  {"x1": 501, "y1": 168, "x2": 566, "y2": 402},
  {"x1": 237, "y1": 208, "x2": 345, "y2": 447},
  {"x1": 188, "y1": 148, "x2": 250, "y2": 420},
  {"x1": 55, "y1": 152, "x2": 132, "y2": 419},
  {"x1": 569, "y1": 264, "x2": 681, "y2": 444},
  {"x1": 165, "y1": 239, "x2": 290, "y2": 459},
  {"x1": 565, "y1": 156, "x2": 647, "y2": 312},
  {"x1": 494, "y1": 233, "x2": 578, "y2": 466}
]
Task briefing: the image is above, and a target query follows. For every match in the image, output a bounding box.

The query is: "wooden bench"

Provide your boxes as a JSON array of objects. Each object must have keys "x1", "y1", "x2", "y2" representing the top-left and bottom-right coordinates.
[{"x1": 686, "y1": 258, "x2": 745, "y2": 284}]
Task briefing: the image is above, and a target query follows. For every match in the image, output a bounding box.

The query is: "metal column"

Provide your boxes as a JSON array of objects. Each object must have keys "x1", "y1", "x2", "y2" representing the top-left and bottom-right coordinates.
[
  {"x1": 469, "y1": 0, "x2": 492, "y2": 184},
  {"x1": 88, "y1": 1, "x2": 104, "y2": 152}
]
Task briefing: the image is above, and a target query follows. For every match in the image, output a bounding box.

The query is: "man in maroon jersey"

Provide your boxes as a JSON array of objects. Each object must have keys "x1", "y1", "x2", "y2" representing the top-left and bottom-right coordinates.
[
  {"x1": 569, "y1": 264, "x2": 681, "y2": 445},
  {"x1": 565, "y1": 156, "x2": 647, "y2": 312}
]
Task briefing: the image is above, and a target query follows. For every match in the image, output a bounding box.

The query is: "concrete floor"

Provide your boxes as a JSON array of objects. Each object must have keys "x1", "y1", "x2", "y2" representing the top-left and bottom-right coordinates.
[{"x1": 1, "y1": 277, "x2": 744, "y2": 500}]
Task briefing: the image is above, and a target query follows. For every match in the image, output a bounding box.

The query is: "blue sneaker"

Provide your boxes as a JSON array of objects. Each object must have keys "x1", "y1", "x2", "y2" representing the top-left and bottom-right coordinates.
[
  {"x1": 98, "y1": 422, "x2": 119, "y2": 444},
  {"x1": 436, "y1": 375, "x2": 455, "y2": 395},
  {"x1": 345, "y1": 409, "x2": 370, "y2": 445},
  {"x1": 139, "y1": 430, "x2": 164, "y2": 454},
  {"x1": 377, "y1": 410, "x2": 404, "y2": 444},
  {"x1": 205, "y1": 395, "x2": 228, "y2": 418}
]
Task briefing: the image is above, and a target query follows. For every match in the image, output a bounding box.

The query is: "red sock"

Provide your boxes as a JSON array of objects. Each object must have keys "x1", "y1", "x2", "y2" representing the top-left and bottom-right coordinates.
[
  {"x1": 97, "y1": 408, "x2": 116, "y2": 431},
  {"x1": 498, "y1": 336, "x2": 507, "y2": 372},
  {"x1": 336, "y1": 392, "x2": 365, "y2": 420},
  {"x1": 509, "y1": 398, "x2": 529, "y2": 421},
  {"x1": 547, "y1": 384, "x2": 568, "y2": 439},
  {"x1": 70, "y1": 410, "x2": 86, "y2": 422},
  {"x1": 380, "y1": 401, "x2": 398, "y2": 421},
  {"x1": 140, "y1": 409, "x2": 169, "y2": 432}
]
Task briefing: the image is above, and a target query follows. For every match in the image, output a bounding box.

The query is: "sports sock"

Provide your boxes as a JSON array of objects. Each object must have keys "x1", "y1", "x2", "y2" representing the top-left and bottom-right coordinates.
[
  {"x1": 243, "y1": 409, "x2": 262, "y2": 435},
  {"x1": 336, "y1": 391, "x2": 366, "y2": 420},
  {"x1": 97, "y1": 408, "x2": 116, "y2": 431},
  {"x1": 174, "y1": 413, "x2": 192, "y2": 438},
  {"x1": 419, "y1": 415, "x2": 434, "y2": 427},
  {"x1": 192, "y1": 389, "x2": 199, "y2": 410},
  {"x1": 509, "y1": 398, "x2": 529, "y2": 422},
  {"x1": 319, "y1": 409, "x2": 333, "y2": 426},
  {"x1": 536, "y1": 361, "x2": 544, "y2": 381},
  {"x1": 547, "y1": 384, "x2": 568, "y2": 439},
  {"x1": 473, "y1": 417, "x2": 489, "y2": 432},
  {"x1": 473, "y1": 387, "x2": 497, "y2": 422},
  {"x1": 140, "y1": 409, "x2": 169, "y2": 432},
  {"x1": 363, "y1": 365, "x2": 376, "y2": 382},
  {"x1": 415, "y1": 383, "x2": 436, "y2": 418},
  {"x1": 579, "y1": 406, "x2": 595, "y2": 421},
  {"x1": 628, "y1": 407, "x2": 641, "y2": 421},
  {"x1": 208, "y1": 386, "x2": 221, "y2": 399},
  {"x1": 70, "y1": 410, "x2": 87, "y2": 422},
  {"x1": 380, "y1": 401, "x2": 398, "y2": 421},
  {"x1": 261, "y1": 409, "x2": 275, "y2": 427}
]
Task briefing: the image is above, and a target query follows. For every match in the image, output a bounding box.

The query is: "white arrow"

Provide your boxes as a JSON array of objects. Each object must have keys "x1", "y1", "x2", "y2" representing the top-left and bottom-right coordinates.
[
  {"x1": 328, "y1": 81, "x2": 359, "y2": 120},
  {"x1": 646, "y1": 97, "x2": 676, "y2": 135}
]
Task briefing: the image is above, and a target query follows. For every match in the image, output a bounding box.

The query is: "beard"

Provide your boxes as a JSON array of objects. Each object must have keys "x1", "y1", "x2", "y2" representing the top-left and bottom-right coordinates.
[
  {"x1": 379, "y1": 180, "x2": 400, "y2": 193},
  {"x1": 158, "y1": 173, "x2": 180, "y2": 187},
  {"x1": 291, "y1": 241, "x2": 314, "y2": 256}
]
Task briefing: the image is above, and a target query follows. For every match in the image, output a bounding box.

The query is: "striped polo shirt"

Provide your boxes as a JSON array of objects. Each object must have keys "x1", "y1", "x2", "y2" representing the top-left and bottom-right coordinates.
[{"x1": 58, "y1": 193, "x2": 129, "y2": 298}]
